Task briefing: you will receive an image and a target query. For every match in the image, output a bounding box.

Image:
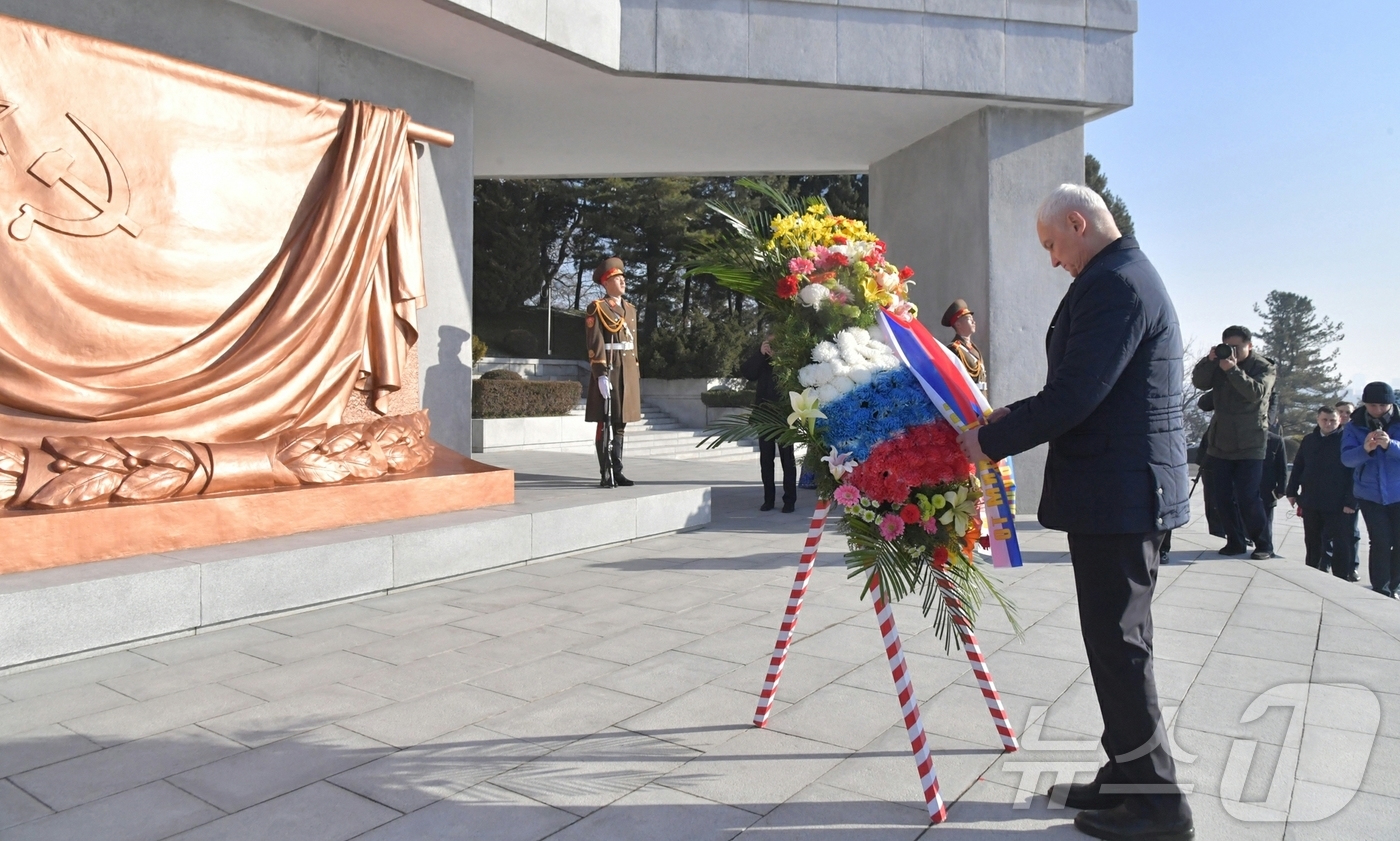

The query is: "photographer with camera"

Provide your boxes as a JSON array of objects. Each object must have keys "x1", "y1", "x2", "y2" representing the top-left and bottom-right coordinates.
[
  {"x1": 1341, "y1": 383, "x2": 1400, "y2": 597},
  {"x1": 1192, "y1": 326, "x2": 1277, "y2": 559}
]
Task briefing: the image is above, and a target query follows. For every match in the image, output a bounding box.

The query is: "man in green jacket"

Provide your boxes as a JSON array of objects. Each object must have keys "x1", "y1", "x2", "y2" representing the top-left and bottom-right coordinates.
[{"x1": 1192, "y1": 325, "x2": 1277, "y2": 559}]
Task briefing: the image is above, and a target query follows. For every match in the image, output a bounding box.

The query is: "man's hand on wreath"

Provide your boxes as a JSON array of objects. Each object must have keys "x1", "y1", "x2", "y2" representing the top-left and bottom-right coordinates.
[{"x1": 958, "y1": 427, "x2": 990, "y2": 464}]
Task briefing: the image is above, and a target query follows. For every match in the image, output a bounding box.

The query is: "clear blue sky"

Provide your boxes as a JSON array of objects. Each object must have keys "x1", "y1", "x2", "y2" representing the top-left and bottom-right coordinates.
[{"x1": 1084, "y1": 0, "x2": 1399, "y2": 399}]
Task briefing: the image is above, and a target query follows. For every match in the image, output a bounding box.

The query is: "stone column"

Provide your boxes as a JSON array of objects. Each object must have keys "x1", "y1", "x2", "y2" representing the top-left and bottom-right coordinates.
[{"x1": 869, "y1": 107, "x2": 1084, "y2": 514}]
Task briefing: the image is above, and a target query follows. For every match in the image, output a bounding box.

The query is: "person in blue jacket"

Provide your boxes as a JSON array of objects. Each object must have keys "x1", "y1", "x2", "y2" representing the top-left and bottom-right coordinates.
[
  {"x1": 1341, "y1": 382, "x2": 1400, "y2": 597},
  {"x1": 960, "y1": 184, "x2": 1192, "y2": 840}
]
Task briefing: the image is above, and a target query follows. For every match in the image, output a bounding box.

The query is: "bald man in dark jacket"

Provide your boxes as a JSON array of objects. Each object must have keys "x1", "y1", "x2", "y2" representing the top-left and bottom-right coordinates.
[{"x1": 960, "y1": 185, "x2": 1192, "y2": 840}]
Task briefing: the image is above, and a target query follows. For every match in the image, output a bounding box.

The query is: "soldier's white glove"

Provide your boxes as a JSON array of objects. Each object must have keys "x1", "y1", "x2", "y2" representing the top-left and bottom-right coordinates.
[{"x1": 597, "y1": 375, "x2": 611, "y2": 400}]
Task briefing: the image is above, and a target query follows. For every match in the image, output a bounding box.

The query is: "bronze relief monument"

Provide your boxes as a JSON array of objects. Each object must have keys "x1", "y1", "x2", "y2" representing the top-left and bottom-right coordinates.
[{"x1": 0, "y1": 14, "x2": 510, "y2": 573}]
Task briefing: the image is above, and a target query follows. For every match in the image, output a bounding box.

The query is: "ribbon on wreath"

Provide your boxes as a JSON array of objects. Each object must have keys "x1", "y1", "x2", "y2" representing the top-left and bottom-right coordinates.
[{"x1": 876, "y1": 308, "x2": 1023, "y2": 568}]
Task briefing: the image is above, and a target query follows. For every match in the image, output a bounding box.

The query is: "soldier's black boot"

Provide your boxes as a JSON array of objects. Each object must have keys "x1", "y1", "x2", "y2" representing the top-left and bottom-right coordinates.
[
  {"x1": 595, "y1": 426, "x2": 614, "y2": 488},
  {"x1": 611, "y1": 429, "x2": 634, "y2": 487}
]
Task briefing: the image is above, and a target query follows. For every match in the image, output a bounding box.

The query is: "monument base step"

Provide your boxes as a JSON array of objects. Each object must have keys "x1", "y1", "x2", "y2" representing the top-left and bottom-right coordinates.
[{"x1": 0, "y1": 477, "x2": 710, "y2": 672}]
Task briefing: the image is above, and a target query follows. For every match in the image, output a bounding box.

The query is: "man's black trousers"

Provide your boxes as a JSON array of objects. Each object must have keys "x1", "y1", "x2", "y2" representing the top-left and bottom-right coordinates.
[
  {"x1": 759, "y1": 439, "x2": 796, "y2": 507},
  {"x1": 1208, "y1": 456, "x2": 1270, "y2": 552},
  {"x1": 1067, "y1": 531, "x2": 1182, "y2": 806},
  {"x1": 1302, "y1": 507, "x2": 1358, "y2": 577},
  {"x1": 1359, "y1": 500, "x2": 1400, "y2": 596}
]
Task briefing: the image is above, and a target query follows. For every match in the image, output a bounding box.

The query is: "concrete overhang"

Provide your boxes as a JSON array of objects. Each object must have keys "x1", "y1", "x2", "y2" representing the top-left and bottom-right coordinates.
[{"x1": 233, "y1": 0, "x2": 1136, "y2": 177}]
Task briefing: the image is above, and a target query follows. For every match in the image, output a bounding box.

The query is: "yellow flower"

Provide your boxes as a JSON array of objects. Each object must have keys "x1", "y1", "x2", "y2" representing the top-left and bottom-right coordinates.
[{"x1": 936, "y1": 485, "x2": 979, "y2": 537}]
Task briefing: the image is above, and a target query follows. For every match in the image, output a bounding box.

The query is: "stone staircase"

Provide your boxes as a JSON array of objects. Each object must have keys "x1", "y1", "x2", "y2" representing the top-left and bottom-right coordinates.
[{"x1": 562, "y1": 402, "x2": 759, "y2": 463}]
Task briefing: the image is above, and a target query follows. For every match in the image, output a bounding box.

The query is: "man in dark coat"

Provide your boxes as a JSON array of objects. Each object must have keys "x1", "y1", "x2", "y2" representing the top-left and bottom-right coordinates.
[
  {"x1": 739, "y1": 335, "x2": 796, "y2": 512},
  {"x1": 959, "y1": 184, "x2": 1192, "y2": 840},
  {"x1": 1286, "y1": 406, "x2": 1360, "y2": 579},
  {"x1": 1258, "y1": 431, "x2": 1288, "y2": 555}
]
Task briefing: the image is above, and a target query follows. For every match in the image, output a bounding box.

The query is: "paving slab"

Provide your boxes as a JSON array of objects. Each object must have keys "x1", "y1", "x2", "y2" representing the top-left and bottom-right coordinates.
[{"x1": 2, "y1": 471, "x2": 1397, "y2": 838}]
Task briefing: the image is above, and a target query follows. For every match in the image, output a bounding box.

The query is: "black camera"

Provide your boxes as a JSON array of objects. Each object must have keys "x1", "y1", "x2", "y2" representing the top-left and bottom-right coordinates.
[{"x1": 1214, "y1": 343, "x2": 1236, "y2": 361}]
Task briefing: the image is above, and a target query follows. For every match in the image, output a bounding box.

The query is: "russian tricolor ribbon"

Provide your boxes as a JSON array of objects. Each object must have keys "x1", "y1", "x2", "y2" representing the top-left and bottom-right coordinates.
[{"x1": 877, "y1": 308, "x2": 1023, "y2": 568}]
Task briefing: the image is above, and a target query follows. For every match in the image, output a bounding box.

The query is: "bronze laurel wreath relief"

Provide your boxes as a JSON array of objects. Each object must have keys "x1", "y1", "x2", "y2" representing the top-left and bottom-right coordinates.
[{"x1": 0, "y1": 411, "x2": 433, "y2": 510}]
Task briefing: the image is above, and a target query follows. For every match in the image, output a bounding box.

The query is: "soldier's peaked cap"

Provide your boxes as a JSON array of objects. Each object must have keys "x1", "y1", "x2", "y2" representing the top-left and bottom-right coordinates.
[
  {"x1": 593, "y1": 257, "x2": 625, "y2": 284},
  {"x1": 941, "y1": 299, "x2": 973, "y2": 328}
]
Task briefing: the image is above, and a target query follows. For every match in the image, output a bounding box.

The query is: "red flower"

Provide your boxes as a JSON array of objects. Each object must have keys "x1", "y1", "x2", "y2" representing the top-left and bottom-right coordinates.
[
  {"x1": 900, "y1": 504, "x2": 922, "y2": 524},
  {"x1": 777, "y1": 274, "x2": 800, "y2": 299},
  {"x1": 830, "y1": 252, "x2": 850, "y2": 267},
  {"x1": 862, "y1": 253, "x2": 881, "y2": 268},
  {"x1": 933, "y1": 546, "x2": 949, "y2": 569},
  {"x1": 832, "y1": 235, "x2": 848, "y2": 244},
  {"x1": 847, "y1": 420, "x2": 974, "y2": 505},
  {"x1": 899, "y1": 266, "x2": 915, "y2": 280}
]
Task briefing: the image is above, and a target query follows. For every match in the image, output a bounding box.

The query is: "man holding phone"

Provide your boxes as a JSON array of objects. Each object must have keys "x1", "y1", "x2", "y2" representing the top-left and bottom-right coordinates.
[{"x1": 1192, "y1": 326, "x2": 1277, "y2": 559}]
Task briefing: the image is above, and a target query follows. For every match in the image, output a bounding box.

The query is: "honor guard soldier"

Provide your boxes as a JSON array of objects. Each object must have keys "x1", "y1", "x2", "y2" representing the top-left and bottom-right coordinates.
[
  {"x1": 942, "y1": 299, "x2": 987, "y2": 393},
  {"x1": 585, "y1": 257, "x2": 642, "y2": 488}
]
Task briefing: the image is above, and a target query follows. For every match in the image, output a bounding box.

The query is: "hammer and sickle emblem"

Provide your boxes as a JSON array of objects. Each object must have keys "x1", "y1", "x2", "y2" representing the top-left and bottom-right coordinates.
[{"x1": 10, "y1": 112, "x2": 142, "y2": 241}]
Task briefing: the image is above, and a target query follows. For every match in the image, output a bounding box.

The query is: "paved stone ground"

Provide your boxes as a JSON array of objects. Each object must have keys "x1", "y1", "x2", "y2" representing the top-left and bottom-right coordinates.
[{"x1": 2, "y1": 453, "x2": 1399, "y2": 840}]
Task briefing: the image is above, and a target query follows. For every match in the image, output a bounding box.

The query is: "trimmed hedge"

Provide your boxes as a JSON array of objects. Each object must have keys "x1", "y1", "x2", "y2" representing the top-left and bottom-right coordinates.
[
  {"x1": 473, "y1": 378, "x2": 580, "y2": 418},
  {"x1": 479, "y1": 368, "x2": 523, "y2": 381},
  {"x1": 701, "y1": 387, "x2": 756, "y2": 408}
]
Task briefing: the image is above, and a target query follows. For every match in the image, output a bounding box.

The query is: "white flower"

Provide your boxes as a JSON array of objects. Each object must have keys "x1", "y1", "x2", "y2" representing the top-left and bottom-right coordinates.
[
  {"x1": 829, "y1": 360, "x2": 851, "y2": 379},
  {"x1": 811, "y1": 343, "x2": 838, "y2": 364},
  {"x1": 849, "y1": 366, "x2": 873, "y2": 385},
  {"x1": 797, "y1": 361, "x2": 834, "y2": 389},
  {"x1": 829, "y1": 375, "x2": 855, "y2": 395},
  {"x1": 797, "y1": 283, "x2": 830, "y2": 308},
  {"x1": 848, "y1": 327, "x2": 870, "y2": 344},
  {"x1": 817, "y1": 383, "x2": 840, "y2": 404},
  {"x1": 787, "y1": 389, "x2": 825, "y2": 432},
  {"x1": 822, "y1": 447, "x2": 859, "y2": 480}
]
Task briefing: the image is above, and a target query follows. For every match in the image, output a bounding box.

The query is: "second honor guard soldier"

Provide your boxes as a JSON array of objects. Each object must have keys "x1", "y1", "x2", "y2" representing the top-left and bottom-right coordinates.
[
  {"x1": 942, "y1": 299, "x2": 987, "y2": 393},
  {"x1": 585, "y1": 257, "x2": 642, "y2": 488}
]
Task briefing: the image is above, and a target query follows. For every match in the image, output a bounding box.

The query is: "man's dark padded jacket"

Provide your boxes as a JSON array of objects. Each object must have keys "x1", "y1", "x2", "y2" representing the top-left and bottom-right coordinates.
[{"x1": 979, "y1": 236, "x2": 1190, "y2": 534}]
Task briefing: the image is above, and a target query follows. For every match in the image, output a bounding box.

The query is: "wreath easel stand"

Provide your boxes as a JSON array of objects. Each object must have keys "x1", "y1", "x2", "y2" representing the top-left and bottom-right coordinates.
[{"x1": 752, "y1": 499, "x2": 1019, "y2": 824}]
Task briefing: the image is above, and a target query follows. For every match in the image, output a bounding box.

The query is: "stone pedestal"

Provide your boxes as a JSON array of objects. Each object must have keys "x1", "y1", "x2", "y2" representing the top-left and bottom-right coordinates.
[{"x1": 869, "y1": 106, "x2": 1085, "y2": 514}]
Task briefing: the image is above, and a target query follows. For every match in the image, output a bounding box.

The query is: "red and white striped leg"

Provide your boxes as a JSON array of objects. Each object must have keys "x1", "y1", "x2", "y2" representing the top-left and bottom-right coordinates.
[
  {"x1": 934, "y1": 573, "x2": 1019, "y2": 752},
  {"x1": 869, "y1": 569, "x2": 948, "y2": 824},
  {"x1": 753, "y1": 499, "x2": 830, "y2": 727}
]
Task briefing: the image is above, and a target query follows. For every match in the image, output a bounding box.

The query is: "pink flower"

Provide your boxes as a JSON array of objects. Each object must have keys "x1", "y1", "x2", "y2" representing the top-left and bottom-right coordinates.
[
  {"x1": 922, "y1": 518, "x2": 939, "y2": 535},
  {"x1": 788, "y1": 257, "x2": 815, "y2": 275},
  {"x1": 833, "y1": 483, "x2": 861, "y2": 507},
  {"x1": 879, "y1": 513, "x2": 905, "y2": 540}
]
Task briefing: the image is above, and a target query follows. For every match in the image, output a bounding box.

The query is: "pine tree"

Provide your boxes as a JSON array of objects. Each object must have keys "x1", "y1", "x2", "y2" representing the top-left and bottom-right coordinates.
[
  {"x1": 1085, "y1": 154, "x2": 1135, "y2": 237},
  {"x1": 1253, "y1": 291, "x2": 1347, "y2": 437}
]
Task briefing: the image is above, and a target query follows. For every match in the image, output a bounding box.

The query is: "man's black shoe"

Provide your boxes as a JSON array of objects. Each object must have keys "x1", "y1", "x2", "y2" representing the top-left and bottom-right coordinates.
[
  {"x1": 1073, "y1": 804, "x2": 1194, "y2": 841},
  {"x1": 1218, "y1": 542, "x2": 1247, "y2": 556},
  {"x1": 1047, "y1": 781, "x2": 1124, "y2": 811},
  {"x1": 760, "y1": 501, "x2": 775, "y2": 511},
  {"x1": 599, "y1": 476, "x2": 615, "y2": 489},
  {"x1": 613, "y1": 473, "x2": 634, "y2": 487},
  {"x1": 1348, "y1": 571, "x2": 1361, "y2": 582},
  {"x1": 1250, "y1": 549, "x2": 1274, "y2": 560},
  {"x1": 781, "y1": 502, "x2": 796, "y2": 513}
]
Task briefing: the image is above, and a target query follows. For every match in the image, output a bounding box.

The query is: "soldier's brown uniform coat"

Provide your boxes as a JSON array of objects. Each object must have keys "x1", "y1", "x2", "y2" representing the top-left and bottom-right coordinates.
[
  {"x1": 584, "y1": 297, "x2": 642, "y2": 424},
  {"x1": 949, "y1": 336, "x2": 987, "y2": 392}
]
